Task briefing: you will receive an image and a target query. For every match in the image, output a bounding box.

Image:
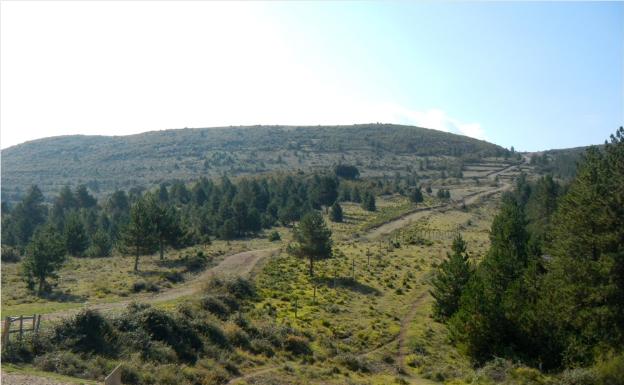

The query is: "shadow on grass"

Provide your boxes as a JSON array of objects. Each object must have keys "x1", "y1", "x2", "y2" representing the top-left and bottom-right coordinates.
[
  {"x1": 155, "y1": 258, "x2": 187, "y2": 269},
  {"x1": 316, "y1": 276, "x2": 381, "y2": 296},
  {"x1": 40, "y1": 291, "x2": 87, "y2": 303},
  {"x1": 134, "y1": 269, "x2": 166, "y2": 278}
]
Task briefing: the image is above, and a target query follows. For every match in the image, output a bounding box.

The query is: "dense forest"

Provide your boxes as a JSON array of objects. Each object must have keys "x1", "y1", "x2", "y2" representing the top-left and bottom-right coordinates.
[{"x1": 1, "y1": 124, "x2": 510, "y2": 204}]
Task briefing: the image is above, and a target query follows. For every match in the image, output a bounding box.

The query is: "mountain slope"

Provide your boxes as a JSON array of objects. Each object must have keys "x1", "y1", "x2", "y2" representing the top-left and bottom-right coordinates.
[{"x1": 1, "y1": 124, "x2": 508, "y2": 202}]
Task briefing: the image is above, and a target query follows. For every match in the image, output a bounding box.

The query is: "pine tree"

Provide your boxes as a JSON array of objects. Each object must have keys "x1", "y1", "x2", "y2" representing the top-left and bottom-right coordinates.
[
  {"x1": 291, "y1": 211, "x2": 332, "y2": 277},
  {"x1": 330, "y1": 202, "x2": 343, "y2": 223},
  {"x1": 430, "y1": 234, "x2": 472, "y2": 321},
  {"x1": 449, "y1": 194, "x2": 530, "y2": 363},
  {"x1": 75, "y1": 185, "x2": 97, "y2": 209},
  {"x1": 86, "y1": 229, "x2": 112, "y2": 257},
  {"x1": 361, "y1": 191, "x2": 376, "y2": 211},
  {"x1": 64, "y1": 212, "x2": 90, "y2": 257},
  {"x1": 352, "y1": 187, "x2": 362, "y2": 203},
  {"x1": 539, "y1": 128, "x2": 624, "y2": 365},
  {"x1": 410, "y1": 187, "x2": 424, "y2": 204},
  {"x1": 10, "y1": 185, "x2": 47, "y2": 247},
  {"x1": 22, "y1": 225, "x2": 66, "y2": 294},
  {"x1": 121, "y1": 197, "x2": 158, "y2": 271},
  {"x1": 146, "y1": 195, "x2": 183, "y2": 260}
]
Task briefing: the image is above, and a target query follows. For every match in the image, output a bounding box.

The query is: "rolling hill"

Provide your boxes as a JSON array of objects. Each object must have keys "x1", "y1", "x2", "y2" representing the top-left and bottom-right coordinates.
[{"x1": 1, "y1": 124, "x2": 509, "y2": 203}]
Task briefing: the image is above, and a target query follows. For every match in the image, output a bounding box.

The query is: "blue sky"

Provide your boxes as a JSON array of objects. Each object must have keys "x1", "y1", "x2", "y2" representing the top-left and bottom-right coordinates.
[{"x1": 1, "y1": 1, "x2": 622, "y2": 151}]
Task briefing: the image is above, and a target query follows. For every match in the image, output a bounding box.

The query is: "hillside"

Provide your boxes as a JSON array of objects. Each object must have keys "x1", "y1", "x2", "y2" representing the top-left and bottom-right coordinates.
[{"x1": 1, "y1": 124, "x2": 508, "y2": 203}]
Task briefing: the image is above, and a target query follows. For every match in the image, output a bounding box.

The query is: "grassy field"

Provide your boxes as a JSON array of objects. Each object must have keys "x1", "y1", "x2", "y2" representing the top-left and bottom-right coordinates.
[{"x1": 1, "y1": 237, "x2": 281, "y2": 317}]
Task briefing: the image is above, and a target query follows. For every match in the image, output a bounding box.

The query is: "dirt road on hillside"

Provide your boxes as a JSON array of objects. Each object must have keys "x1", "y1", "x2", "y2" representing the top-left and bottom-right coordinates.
[
  {"x1": 366, "y1": 181, "x2": 512, "y2": 240},
  {"x1": 41, "y1": 248, "x2": 279, "y2": 322}
]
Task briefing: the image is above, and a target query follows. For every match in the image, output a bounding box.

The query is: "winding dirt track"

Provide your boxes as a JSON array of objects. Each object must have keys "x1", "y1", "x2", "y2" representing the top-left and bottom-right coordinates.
[
  {"x1": 366, "y1": 182, "x2": 511, "y2": 240},
  {"x1": 42, "y1": 248, "x2": 279, "y2": 322}
]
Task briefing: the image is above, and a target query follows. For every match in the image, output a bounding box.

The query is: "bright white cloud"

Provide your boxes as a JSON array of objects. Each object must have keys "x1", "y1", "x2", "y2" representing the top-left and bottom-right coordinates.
[{"x1": 363, "y1": 104, "x2": 487, "y2": 140}]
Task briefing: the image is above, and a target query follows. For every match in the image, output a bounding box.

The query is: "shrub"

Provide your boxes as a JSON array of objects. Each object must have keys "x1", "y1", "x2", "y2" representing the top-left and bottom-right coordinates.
[
  {"x1": 206, "y1": 276, "x2": 257, "y2": 300},
  {"x1": 557, "y1": 368, "x2": 596, "y2": 385},
  {"x1": 223, "y1": 323, "x2": 250, "y2": 349},
  {"x1": 162, "y1": 270, "x2": 184, "y2": 284},
  {"x1": 594, "y1": 352, "x2": 624, "y2": 385},
  {"x1": 116, "y1": 305, "x2": 203, "y2": 363},
  {"x1": 53, "y1": 309, "x2": 117, "y2": 355},
  {"x1": 337, "y1": 353, "x2": 370, "y2": 372},
  {"x1": 34, "y1": 351, "x2": 89, "y2": 378},
  {"x1": 131, "y1": 279, "x2": 160, "y2": 293},
  {"x1": 250, "y1": 338, "x2": 275, "y2": 357},
  {"x1": 284, "y1": 335, "x2": 312, "y2": 356},
  {"x1": 140, "y1": 340, "x2": 177, "y2": 363},
  {"x1": 1, "y1": 245, "x2": 21, "y2": 262},
  {"x1": 184, "y1": 251, "x2": 210, "y2": 272},
  {"x1": 2, "y1": 340, "x2": 34, "y2": 363},
  {"x1": 132, "y1": 280, "x2": 147, "y2": 292},
  {"x1": 201, "y1": 295, "x2": 232, "y2": 319},
  {"x1": 141, "y1": 309, "x2": 203, "y2": 363},
  {"x1": 268, "y1": 231, "x2": 281, "y2": 241}
]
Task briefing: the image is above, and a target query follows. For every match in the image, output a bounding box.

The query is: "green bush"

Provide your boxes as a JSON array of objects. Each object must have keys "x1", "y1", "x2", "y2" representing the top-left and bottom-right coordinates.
[
  {"x1": 250, "y1": 338, "x2": 275, "y2": 357},
  {"x1": 284, "y1": 335, "x2": 312, "y2": 356},
  {"x1": 206, "y1": 276, "x2": 257, "y2": 300},
  {"x1": 162, "y1": 270, "x2": 184, "y2": 284},
  {"x1": 184, "y1": 251, "x2": 210, "y2": 272},
  {"x1": 53, "y1": 310, "x2": 118, "y2": 356},
  {"x1": 268, "y1": 231, "x2": 281, "y2": 241},
  {"x1": 131, "y1": 280, "x2": 160, "y2": 293},
  {"x1": 34, "y1": 351, "x2": 89, "y2": 378},
  {"x1": 201, "y1": 295, "x2": 232, "y2": 319},
  {"x1": 594, "y1": 353, "x2": 624, "y2": 385},
  {"x1": 223, "y1": 323, "x2": 250, "y2": 349},
  {"x1": 2, "y1": 340, "x2": 34, "y2": 363},
  {"x1": 337, "y1": 353, "x2": 370, "y2": 372}
]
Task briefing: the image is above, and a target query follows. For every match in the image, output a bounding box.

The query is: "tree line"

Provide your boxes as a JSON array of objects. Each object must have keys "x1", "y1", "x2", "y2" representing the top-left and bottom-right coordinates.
[
  {"x1": 1, "y1": 172, "x2": 382, "y2": 294},
  {"x1": 431, "y1": 127, "x2": 624, "y2": 372}
]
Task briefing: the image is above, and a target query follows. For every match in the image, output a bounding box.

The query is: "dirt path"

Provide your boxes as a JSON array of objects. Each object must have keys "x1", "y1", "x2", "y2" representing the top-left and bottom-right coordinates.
[
  {"x1": 42, "y1": 248, "x2": 279, "y2": 322},
  {"x1": 0, "y1": 372, "x2": 86, "y2": 385},
  {"x1": 365, "y1": 182, "x2": 510, "y2": 240},
  {"x1": 397, "y1": 291, "x2": 429, "y2": 374}
]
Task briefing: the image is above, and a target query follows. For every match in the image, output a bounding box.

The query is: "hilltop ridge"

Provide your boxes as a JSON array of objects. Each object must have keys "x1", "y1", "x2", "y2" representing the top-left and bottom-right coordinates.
[{"x1": 1, "y1": 124, "x2": 508, "y2": 202}]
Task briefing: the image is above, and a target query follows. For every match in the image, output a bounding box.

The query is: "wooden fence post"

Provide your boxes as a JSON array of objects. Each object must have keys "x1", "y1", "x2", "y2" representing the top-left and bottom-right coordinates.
[{"x1": 1, "y1": 317, "x2": 10, "y2": 347}]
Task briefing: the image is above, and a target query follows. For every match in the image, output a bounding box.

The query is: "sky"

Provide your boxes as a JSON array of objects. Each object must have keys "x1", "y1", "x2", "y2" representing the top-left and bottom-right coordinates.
[{"x1": 1, "y1": 1, "x2": 622, "y2": 151}]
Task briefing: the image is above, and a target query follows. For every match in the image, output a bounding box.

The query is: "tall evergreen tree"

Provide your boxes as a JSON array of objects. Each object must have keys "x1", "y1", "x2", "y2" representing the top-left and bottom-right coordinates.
[
  {"x1": 121, "y1": 197, "x2": 158, "y2": 271},
  {"x1": 75, "y1": 185, "x2": 97, "y2": 209},
  {"x1": 10, "y1": 185, "x2": 47, "y2": 247},
  {"x1": 410, "y1": 187, "x2": 424, "y2": 204},
  {"x1": 330, "y1": 202, "x2": 343, "y2": 223},
  {"x1": 291, "y1": 211, "x2": 333, "y2": 277},
  {"x1": 361, "y1": 191, "x2": 376, "y2": 212},
  {"x1": 22, "y1": 225, "x2": 66, "y2": 294},
  {"x1": 449, "y1": 194, "x2": 530, "y2": 363},
  {"x1": 64, "y1": 212, "x2": 90, "y2": 257},
  {"x1": 146, "y1": 195, "x2": 183, "y2": 260},
  {"x1": 539, "y1": 128, "x2": 624, "y2": 366},
  {"x1": 430, "y1": 234, "x2": 472, "y2": 321}
]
